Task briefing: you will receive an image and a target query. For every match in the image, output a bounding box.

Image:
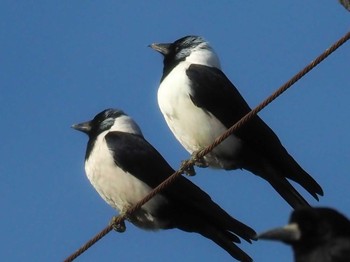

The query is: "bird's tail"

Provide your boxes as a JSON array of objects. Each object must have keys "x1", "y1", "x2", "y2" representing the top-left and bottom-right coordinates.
[
  {"x1": 282, "y1": 157, "x2": 324, "y2": 200},
  {"x1": 260, "y1": 164, "x2": 312, "y2": 209},
  {"x1": 199, "y1": 226, "x2": 253, "y2": 262}
]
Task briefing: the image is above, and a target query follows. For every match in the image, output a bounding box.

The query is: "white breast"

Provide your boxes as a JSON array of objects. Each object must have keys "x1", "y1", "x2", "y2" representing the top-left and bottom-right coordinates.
[
  {"x1": 157, "y1": 61, "x2": 243, "y2": 169},
  {"x1": 85, "y1": 132, "x2": 168, "y2": 229}
]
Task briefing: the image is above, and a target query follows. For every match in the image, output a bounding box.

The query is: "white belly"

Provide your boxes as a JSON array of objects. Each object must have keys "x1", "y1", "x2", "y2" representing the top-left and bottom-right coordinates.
[
  {"x1": 157, "y1": 62, "x2": 243, "y2": 169},
  {"x1": 85, "y1": 133, "x2": 169, "y2": 229}
]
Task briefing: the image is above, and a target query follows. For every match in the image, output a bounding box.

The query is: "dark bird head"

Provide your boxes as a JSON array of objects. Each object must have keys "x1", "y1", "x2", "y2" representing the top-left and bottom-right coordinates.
[
  {"x1": 258, "y1": 207, "x2": 350, "y2": 261},
  {"x1": 150, "y1": 35, "x2": 221, "y2": 79},
  {"x1": 72, "y1": 108, "x2": 143, "y2": 139},
  {"x1": 150, "y1": 35, "x2": 207, "y2": 61}
]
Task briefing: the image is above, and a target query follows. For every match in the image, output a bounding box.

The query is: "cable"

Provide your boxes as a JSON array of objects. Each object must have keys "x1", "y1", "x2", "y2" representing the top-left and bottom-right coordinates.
[{"x1": 63, "y1": 29, "x2": 350, "y2": 262}]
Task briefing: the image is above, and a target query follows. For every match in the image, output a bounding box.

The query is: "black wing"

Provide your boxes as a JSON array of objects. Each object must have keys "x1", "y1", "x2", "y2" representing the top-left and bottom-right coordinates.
[
  {"x1": 105, "y1": 131, "x2": 255, "y2": 241},
  {"x1": 187, "y1": 64, "x2": 292, "y2": 165},
  {"x1": 186, "y1": 64, "x2": 323, "y2": 197},
  {"x1": 105, "y1": 131, "x2": 174, "y2": 187}
]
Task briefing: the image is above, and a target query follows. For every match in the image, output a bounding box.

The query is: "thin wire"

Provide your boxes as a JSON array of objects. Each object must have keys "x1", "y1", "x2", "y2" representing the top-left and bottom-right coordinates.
[
  {"x1": 197, "y1": 30, "x2": 350, "y2": 159},
  {"x1": 63, "y1": 29, "x2": 350, "y2": 262}
]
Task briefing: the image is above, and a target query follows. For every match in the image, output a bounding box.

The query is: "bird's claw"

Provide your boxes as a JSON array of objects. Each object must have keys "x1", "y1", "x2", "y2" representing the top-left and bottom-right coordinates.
[
  {"x1": 191, "y1": 152, "x2": 208, "y2": 168},
  {"x1": 181, "y1": 153, "x2": 209, "y2": 176},
  {"x1": 181, "y1": 160, "x2": 196, "y2": 176},
  {"x1": 194, "y1": 159, "x2": 208, "y2": 168},
  {"x1": 109, "y1": 216, "x2": 126, "y2": 233}
]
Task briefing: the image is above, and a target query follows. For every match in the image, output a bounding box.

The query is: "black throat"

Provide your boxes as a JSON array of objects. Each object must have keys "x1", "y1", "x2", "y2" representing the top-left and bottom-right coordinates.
[{"x1": 160, "y1": 56, "x2": 186, "y2": 82}]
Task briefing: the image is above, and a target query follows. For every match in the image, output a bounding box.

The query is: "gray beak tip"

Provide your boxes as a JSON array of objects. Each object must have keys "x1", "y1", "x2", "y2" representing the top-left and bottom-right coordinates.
[
  {"x1": 71, "y1": 121, "x2": 92, "y2": 134},
  {"x1": 258, "y1": 223, "x2": 301, "y2": 242},
  {"x1": 149, "y1": 43, "x2": 170, "y2": 55}
]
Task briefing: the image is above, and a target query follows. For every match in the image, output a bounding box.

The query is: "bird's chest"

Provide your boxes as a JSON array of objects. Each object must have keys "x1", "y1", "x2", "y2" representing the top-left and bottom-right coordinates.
[
  {"x1": 84, "y1": 138, "x2": 167, "y2": 225},
  {"x1": 157, "y1": 66, "x2": 243, "y2": 166},
  {"x1": 158, "y1": 69, "x2": 217, "y2": 148},
  {"x1": 294, "y1": 241, "x2": 349, "y2": 262}
]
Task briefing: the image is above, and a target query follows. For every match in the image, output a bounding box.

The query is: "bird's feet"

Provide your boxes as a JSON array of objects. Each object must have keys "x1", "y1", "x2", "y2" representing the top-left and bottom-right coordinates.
[
  {"x1": 181, "y1": 159, "x2": 196, "y2": 176},
  {"x1": 109, "y1": 216, "x2": 126, "y2": 233},
  {"x1": 191, "y1": 152, "x2": 208, "y2": 168},
  {"x1": 181, "y1": 153, "x2": 208, "y2": 176}
]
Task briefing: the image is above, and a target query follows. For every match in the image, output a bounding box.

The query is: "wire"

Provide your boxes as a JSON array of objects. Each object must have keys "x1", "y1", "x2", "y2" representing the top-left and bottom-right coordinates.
[{"x1": 63, "y1": 29, "x2": 350, "y2": 262}]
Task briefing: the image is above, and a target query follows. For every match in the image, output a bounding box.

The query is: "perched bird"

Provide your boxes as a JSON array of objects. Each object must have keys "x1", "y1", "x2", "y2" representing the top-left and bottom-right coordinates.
[
  {"x1": 339, "y1": 0, "x2": 350, "y2": 12},
  {"x1": 150, "y1": 35, "x2": 323, "y2": 209},
  {"x1": 72, "y1": 108, "x2": 256, "y2": 261},
  {"x1": 258, "y1": 207, "x2": 350, "y2": 262}
]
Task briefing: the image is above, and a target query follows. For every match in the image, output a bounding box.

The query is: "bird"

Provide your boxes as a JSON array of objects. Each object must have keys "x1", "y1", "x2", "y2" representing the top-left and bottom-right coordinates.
[
  {"x1": 258, "y1": 207, "x2": 350, "y2": 262},
  {"x1": 72, "y1": 108, "x2": 257, "y2": 261},
  {"x1": 150, "y1": 35, "x2": 323, "y2": 209},
  {"x1": 339, "y1": 0, "x2": 350, "y2": 12}
]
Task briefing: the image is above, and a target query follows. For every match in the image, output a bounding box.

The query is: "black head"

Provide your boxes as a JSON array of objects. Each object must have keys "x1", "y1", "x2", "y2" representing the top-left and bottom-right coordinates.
[
  {"x1": 290, "y1": 207, "x2": 350, "y2": 244},
  {"x1": 72, "y1": 108, "x2": 125, "y2": 138},
  {"x1": 259, "y1": 207, "x2": 350, "y2": 246},
  {"x1": 150, "y1": 35, "x2": 209, "y2": 79},
  {"x1": 150, "y1": 35, "x2": 206, "y2": 60}
]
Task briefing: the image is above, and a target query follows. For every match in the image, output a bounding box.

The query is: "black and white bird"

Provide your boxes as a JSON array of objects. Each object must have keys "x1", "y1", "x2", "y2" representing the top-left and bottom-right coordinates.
[
  {"x1": 258, "y1": 207, "x2": 350, "y2": 262},
  {"x1": 150, "y1": 35, "x2": 323, "y2": 209},
  {"x1": 72, "y1": 108, "x2": 256, "y2": 261}
]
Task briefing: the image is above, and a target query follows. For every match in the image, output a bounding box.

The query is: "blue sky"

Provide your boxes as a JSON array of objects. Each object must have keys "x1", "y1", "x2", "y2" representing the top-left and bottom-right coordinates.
[{"x1": 1, "y1": 1, "x2": 349, "y2": 261}]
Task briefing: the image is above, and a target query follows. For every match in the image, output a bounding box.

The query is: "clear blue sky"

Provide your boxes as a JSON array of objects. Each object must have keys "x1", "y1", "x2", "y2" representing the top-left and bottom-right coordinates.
[{"x1": 1, "y1": 1, "x2": 349, "y2": 261}]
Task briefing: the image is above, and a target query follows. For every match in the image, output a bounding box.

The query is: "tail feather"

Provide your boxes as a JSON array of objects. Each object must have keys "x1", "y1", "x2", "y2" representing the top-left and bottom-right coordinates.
[
  {"x1": 260, "y1": 164, "x2": 312, "y2": 209},
  {"x1": 176, "y1": 214, "x2": 255, "y2": 261},
  {"x1": 173, "y1": 175, "x2": 257, "y2": 243},
  {"x1": 282, "y1": 157, "x2": 324, "y2": 199},
  {"x1": 269, "y1": 176, "x2": 311, "y2": 209},
  {"x1": 200, "y1": 226, "x2": 253, "y2": 262},
  {"x1": 212, "y1": 212, "x2": 256, "y2": 243}
]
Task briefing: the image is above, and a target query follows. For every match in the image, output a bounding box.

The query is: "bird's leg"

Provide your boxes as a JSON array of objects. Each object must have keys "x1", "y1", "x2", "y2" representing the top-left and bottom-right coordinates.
[
  {"x1": 109, "y1": 215, "x2": 126, "y2": 233},
  {"x1": 181, "y1": 152, "x2": 208, "y2": 176},
  {"x1": 191, "y1": 152, "x2": 208, "y2": 168},
  {"x1": 194, "y1": 158, "x2": 208, "y2": 168},
  {"x1": 181, "y1": 159, "x2": 196, "y2": 176}
]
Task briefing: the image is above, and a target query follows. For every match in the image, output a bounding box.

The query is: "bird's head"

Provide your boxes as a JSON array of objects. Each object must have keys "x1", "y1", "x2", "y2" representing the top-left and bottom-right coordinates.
[
  {"x1": 258, "y1": 207, "x2": 350, "y2": 246},
  {"x1": 290, "y1": 207, "x2": 350, "y2": 243},
  {"x1": 150, "y1": 35, "x2": 221, "y2": 72},
  {"x1": 72, "y1": 108, "x2": 143, "y2": 138}
]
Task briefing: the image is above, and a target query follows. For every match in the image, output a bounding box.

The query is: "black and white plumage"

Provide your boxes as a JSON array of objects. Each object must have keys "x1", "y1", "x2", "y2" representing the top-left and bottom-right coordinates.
[
  {"x1": 72, "y1": 108, "x2": 256, "y2": 261},
  {"x1": 258, "y1": 207, "x2": 350, "y2": 262},
  {"x1": 150, "y1": 35, "x2": 323, "y2": 209}
]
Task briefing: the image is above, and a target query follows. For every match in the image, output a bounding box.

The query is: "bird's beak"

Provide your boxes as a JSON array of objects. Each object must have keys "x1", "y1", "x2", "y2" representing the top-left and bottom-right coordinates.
[
  {"x1": 258, "y1": 223, "x2": 301, "y2": 242},
  {"x1": 149, "y1": 43, "x2": 171, "y2": 55},
  {"x1": 72, "y1": 121, "x2": 92, "y2": 134}
]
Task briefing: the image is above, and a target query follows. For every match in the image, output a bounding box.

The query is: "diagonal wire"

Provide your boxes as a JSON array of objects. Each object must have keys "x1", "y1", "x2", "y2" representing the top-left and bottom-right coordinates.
[
  {"x1": 196, "y1": 30, "x2": 350, "y2": 159},
  {"x1": 63, "y1": 29, "x2": 350, "y2": 262}
]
